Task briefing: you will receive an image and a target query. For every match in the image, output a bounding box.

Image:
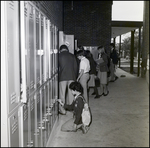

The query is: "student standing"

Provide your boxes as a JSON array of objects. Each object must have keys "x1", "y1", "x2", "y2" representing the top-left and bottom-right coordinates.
[
  {"x1": 84, "y1": 50, "x2": 101, "y2": 99},
  {"x1": 96, "y1": 45, "x2": 109, "y2": 96},
  {"x1": 58, "y1": 44, "x2": 78, "y2": 115},
  {"x1": 76, "y1": 48, "x2": 90, "y2": 103},
  {"x1": 109, "y1": 43, "x2": 119, "y2": 82}
]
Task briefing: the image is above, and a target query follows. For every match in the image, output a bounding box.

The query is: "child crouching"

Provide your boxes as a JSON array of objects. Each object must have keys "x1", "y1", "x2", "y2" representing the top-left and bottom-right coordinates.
[{"x1": 57, "y1": 81, "x2": 90, "y2": 134}]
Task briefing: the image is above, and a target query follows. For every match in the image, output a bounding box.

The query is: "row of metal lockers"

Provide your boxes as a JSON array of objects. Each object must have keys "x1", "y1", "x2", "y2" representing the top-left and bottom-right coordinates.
[{"x1": 1, "y1": 1, "x2": 60, "y2": 147}]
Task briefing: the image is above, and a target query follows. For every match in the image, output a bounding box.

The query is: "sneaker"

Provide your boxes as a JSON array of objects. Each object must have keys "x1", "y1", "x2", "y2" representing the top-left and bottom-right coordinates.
[
  {"x1": 91, "y1": 92, "x2": 96, "y2": 95},
  {"x1": 115, "y1": 76, "x2": 118, "y2": 81},
  {"x1": 94, "y1": 95, "x2": 101, "y2": 99},
  {"x1": 103, "y1": 91, "x2": 109, "y2": 96},
  {"x1": 81, "y1": 125, "x2": 90, "y2": 134}
]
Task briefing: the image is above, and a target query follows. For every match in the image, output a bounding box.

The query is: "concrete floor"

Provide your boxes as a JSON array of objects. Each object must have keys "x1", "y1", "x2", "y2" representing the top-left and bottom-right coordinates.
[{"x1": 47, "y1": 68, "x2": 149, "y2": 147}]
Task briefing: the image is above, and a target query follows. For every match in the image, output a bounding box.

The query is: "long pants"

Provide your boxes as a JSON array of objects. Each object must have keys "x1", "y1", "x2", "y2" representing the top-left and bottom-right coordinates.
[
  {"x1": 79, "y1": 73, "x2": 90, "y2": 103},
  {"x1": 109, "y1": 61, "x2": 116, "y2": 81},
  {"x1": 59, "y1": 80, "x2": 74, "y2": 105}
]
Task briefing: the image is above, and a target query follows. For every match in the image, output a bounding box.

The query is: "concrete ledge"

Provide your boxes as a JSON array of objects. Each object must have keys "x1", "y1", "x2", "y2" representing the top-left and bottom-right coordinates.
[{"x1": 46, "y1": 116, "x2": 59, "y2": 147}]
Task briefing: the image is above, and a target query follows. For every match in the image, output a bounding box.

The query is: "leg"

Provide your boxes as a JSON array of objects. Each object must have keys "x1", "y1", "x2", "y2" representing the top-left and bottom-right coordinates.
[
  {"x1": 94, "y1": 86, "x2": 99, "y2": 96},
  {"x1": 79, "y1": 74, "x2": 90, "y2": 103},
  {"x1": 100, "y1": 84, "x2": 104, "y2": 95},
  {"x1": 61, "y1": 118, "x2": 82, "y2": 132},
  {"x1": 61, "y1": 118, "x2": 76, "y2": 132},
  {"x1": 59, "y1": 81, "x2": 67, "y2": 114},
  {"x1": 109, "y1": 62, "x2": 115, "y2": 81},
  {"x1": 67, "y1": 80, "x2": 74, "y2": 105}
]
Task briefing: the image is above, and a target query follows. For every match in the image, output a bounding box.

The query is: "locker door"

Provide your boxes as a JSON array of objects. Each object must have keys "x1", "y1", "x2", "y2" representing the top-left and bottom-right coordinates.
[
  {"x1": 22, "y1": 104, "x2": 29, "y2": 147},
  {"x1": 23, "y1": 2, "x2": 35, "y2": 147},
  {"x1": 53, "y1": 26, "x2": 59, "y2": 121},
  {"x1": 41, "y1": 14, "x2": 44, "y2": 84},
  {"x1": 2, "y1": 1, "x2": 20, "y2": 147},
  {"x1": 28, "y1": 3, "x2": 35, "y2": 95},
  {"x1": 6, "y1": 1, "x2": 20, "y2": 113},
  {"x1": 35, "y1": 10, "x2": 40, "y2": 89},
  {"x1": 42, "y1": 16, "x2": 48, "y2": 146},
  {"x1": 30, "y1": 96, "x2": 35, "y2": 147},
  {"x1": 35, "y1": 9, "x2": 42, "y2": 147},
  {"x1": 8, "y1": 111, "x2": 20, "y2": 147},
  {"x1": 36, "y1": 91, "x2": 42, "y2": 147}
]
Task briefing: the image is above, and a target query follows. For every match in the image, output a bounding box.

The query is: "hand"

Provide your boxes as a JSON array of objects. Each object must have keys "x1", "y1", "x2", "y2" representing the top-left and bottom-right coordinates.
[
  {"x1": 56, "y1": 99, "x2": 64, "y2": 106},
  {"x1": 73, "y1": 123, "x2": 77, "y2": 131}
]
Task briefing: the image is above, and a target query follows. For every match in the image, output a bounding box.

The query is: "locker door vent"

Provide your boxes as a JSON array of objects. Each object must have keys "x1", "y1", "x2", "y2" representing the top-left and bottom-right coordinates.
[
  {"x1": 9, "y1": 1, "x2": 14, "y2": 10},
  {"x1": 11, "y1": 118, "x2": 18, "y2": 134},
  {"x1": 23, "y1": 109, "x2": 28, "y2": 121}
]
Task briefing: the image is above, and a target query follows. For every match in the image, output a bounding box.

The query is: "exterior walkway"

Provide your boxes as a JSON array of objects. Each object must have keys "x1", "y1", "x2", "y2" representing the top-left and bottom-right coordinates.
[{"x1": 47, "y1": 68, "x2": 149, "y2": 147}]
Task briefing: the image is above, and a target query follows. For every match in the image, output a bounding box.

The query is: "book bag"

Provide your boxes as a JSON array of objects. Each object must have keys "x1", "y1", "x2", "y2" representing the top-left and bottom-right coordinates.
[{"x1": 81, "y1": 96, "x2": 92, "y2": 126}]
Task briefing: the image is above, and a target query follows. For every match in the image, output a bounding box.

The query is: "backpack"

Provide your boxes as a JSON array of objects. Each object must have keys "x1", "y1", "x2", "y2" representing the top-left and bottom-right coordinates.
[{"x1": 81, "y1": 96, "x2": 92, "y2": 126}]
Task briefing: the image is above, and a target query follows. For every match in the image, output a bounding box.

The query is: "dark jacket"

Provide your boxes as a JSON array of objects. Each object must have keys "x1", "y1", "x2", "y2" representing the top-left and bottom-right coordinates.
[
  {"x1": 64, "y1": 95, "x2": 84, "y2": 125},
  {"x1": 59, "y1": 51, "x2": 78, "y2": 81},
  {"x1": 87, "y1": 56, "x2": 97, "y2": 75},
  {"x1": 99, "y1": 53, "x2": 109, "y2": 72},
  {"x1": 110, "y1": 49, "x2": 119, "y2": 64}
]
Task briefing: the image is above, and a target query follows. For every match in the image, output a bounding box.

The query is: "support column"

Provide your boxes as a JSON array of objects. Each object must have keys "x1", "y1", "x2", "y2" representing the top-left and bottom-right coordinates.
[
  {"x1": 141, "y1": 1, "x2": 149, "y2": 78},
  {"x1": 137, "y1": 27, "x2": 141, "y2": 77},
  {"x1": 130, "y1": 30, "x2": 135, "y2": 74},
  {"x1": 119, "y1": 35, "x2": 121, "y2": 68},
  {"x1": 113, "y1": 37, "x2": 116, "y2": 49}
]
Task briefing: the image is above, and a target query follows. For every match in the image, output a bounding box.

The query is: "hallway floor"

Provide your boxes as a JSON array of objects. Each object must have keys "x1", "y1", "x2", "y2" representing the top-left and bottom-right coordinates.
[{"x1": 47, "y1": 68, "x2": 149, "y2": 147}]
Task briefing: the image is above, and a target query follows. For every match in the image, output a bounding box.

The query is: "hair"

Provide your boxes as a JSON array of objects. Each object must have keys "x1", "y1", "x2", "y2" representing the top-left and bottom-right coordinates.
[
  {"x1": 69, "y1": 81, "x2": 83, "y2": 94},
  {"x1": 84, "y1": 50, "x2": 92, "y2": 58},
  {"x1": 59, "y1": 44, "x2": 69, "y2": 51},
  {"x1": 97, "y1": 45, "x2": 104, "y2": 50},
  {"x1": 78, "y1": 45, "x2": 84, "y2": 51},
  {"x1": 76, "y1": 49, "x2": 85, "y2": 57},
  {"x1": 110, "y1": 43, "x2": 115, "y2": 48}
]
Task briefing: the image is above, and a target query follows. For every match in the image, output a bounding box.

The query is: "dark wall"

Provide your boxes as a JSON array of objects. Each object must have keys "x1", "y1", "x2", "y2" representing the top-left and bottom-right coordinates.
[
  {"x1": 30, "y1": 1, "x2": 112, "y2": 54},
  {"x1": 63, "y1": 1, "x2": 112, "y2": 51},
  {"x1": 31, "y1": 1, "x2": 63, "y2": 31}
]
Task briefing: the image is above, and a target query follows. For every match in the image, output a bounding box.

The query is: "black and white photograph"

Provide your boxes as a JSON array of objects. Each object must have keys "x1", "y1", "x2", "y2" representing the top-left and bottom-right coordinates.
[{"x1": 1, "y1": 1, "x2": 149, "y2": 147}]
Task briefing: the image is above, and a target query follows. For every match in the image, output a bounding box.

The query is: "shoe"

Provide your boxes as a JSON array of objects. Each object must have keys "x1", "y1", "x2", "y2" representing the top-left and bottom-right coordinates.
[
  {"x1": 109, "y1": 80, "x2": 115, "y2": 82},
  {"x1": 94, "y1": 93, "x2": 103, "y2": 99},
  {"x1": 91, "y1": 92, "x2": 96, "y2": 95},
  {"x1": 81, "y1": 125, "x2": 90, "y2": 134},
  {"x1": 103, "y1": 91, "x2": 109, "y2": 96},
  {"x1": 59, "y1": 110, "x2": 66, "y2": 115},
  {"x1": 115, "y1": 76, "x2": 118, "y2": 81},
  {"x1": 94, "y1": 95, "x2": 101, "y2": 99}
]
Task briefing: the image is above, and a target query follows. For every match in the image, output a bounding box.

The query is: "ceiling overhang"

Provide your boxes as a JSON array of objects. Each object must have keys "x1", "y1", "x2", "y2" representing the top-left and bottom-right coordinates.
[{"x1": 111, "y1": 21, "x2": 143, "y2": 38}]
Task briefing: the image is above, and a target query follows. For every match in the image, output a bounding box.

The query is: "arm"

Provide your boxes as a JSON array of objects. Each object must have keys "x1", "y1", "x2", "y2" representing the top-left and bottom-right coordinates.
[
  {"x1": 77, "y1": 69, "x2": 84, "y2": 82},
  {"x1": 57, "y1": 99, "x2": 74, "y2": 111},
  {"x1": 64, "y1": 102, "x2": 75, "y2": 111}
]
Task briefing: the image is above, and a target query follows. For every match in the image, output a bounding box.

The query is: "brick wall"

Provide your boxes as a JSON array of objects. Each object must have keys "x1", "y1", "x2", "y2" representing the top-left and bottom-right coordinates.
[
  {"x1": 31, "y1": 1, "x2": 63, "y2": 31},
  {"x1": 30, "y1": 1, "x2": 112, "y2": 54},
  {"x1": 63, "y1": 1, "x2": 112, "y2": 53}
]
